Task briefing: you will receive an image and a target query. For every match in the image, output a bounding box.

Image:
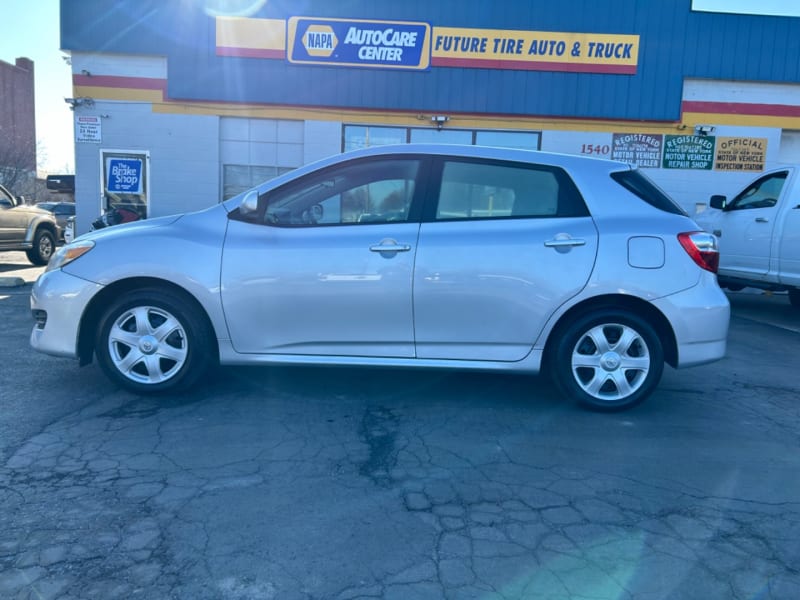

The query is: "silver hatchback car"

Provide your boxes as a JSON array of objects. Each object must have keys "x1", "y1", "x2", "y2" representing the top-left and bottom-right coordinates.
[{"x1": 30, "y1": 144, "x2": 729, "y2": 410}]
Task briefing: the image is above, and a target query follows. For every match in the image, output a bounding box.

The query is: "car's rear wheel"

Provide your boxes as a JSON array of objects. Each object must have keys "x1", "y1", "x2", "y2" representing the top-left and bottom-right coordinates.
[
  {"x1": 26, "y1": 228, "x2": 55, "y2": 265},
  {"x1": 95, "y1": 288, "x2": 214, "y2": 394},
  {"x1": 551, "y1": 310, "x2": 664, "y2": 411}
]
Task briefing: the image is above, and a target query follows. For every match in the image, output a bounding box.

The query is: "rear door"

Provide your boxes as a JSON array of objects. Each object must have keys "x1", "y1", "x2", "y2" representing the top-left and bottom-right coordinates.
[
  {"x1": 413, "y1": 157, "x2": 598, "y2": 361},
  {"x1": 777, "y1": 172, "x2": 800, "y2": 286}
]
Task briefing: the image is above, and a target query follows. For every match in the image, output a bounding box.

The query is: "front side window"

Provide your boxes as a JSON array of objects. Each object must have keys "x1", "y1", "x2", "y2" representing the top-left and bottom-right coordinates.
[
  {"x1": 261, "y1": 158, "x2": 420, "y2": 227},
  {"x1": 0, "y1": 186, "x2": 14, "y2": 208},
  {"x1": 729, "y1": 171, "x2": 788, "y2": 210},
  {"x1": 434, "y1": 160, "x2": 587, "y2": 221}
]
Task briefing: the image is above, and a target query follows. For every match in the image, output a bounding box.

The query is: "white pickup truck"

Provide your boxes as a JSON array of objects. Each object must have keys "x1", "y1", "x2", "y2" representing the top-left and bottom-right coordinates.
[{"x1": 696, "y1": 167, "x2": 800, "y2": 307}]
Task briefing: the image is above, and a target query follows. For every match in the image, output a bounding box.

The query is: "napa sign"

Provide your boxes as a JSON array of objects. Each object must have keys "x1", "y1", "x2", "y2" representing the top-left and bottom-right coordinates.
[{"x1": 287, "y1": 17, "x2": 431, "y2": 70}]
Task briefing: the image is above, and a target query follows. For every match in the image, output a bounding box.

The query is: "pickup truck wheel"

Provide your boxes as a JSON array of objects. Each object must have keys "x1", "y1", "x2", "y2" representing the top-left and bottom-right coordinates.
[
  {"x1": 789, "y1": 289, "x2": 800, "y2": 308},
  {"x1": 25, "y1": 229, "x2": 56, "y2": 265},
  {"x1": 551, "y1": 310, "x2": 664, "y2": 412}
]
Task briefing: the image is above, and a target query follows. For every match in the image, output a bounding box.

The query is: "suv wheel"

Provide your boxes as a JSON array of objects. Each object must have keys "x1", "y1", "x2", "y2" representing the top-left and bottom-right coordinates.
[{"x1": 26, "y1": 228, "x2": 55, "y2": 265}]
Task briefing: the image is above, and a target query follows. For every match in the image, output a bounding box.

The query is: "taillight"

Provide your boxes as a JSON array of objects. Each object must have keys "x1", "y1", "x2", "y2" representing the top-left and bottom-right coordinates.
[{"x1": 678, "y1": 231, "x2": 719, "y2": 273}]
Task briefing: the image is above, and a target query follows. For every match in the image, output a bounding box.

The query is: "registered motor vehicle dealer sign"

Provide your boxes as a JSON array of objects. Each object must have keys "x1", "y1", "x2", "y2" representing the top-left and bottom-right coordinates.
[{"x1": 75, "y1": 115, "x2": 102, "y2": 143}]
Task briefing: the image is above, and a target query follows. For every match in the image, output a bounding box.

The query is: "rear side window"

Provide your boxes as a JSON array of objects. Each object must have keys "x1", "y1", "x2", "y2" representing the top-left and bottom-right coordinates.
[
  {"x1": 611, "y1": 169, "x2": 686, "y2": 215},
  {"x1": 433, "y1": 159, "x2": 588, "y2": 221}
]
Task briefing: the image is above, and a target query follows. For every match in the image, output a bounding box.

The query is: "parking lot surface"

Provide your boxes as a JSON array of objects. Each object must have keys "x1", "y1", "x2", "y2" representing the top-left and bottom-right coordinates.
[{"x1": 1, "y1": 250, "x2": 799, "y2": 599}]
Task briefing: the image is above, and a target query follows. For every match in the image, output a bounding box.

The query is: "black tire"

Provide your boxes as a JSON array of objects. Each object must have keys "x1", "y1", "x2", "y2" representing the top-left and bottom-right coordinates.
[
  {"x1": 95, "y1": 287, "x2": 215, "y2": 394},
  {"x1": 789, "y1": 289, "x2": 800, "y2": 308},
  {"x1": 26, "y1": 228, "x2": 56, "y2": 265},
  {"x1": 550, "y1": 310, "x2": 664, "y2": 411}
]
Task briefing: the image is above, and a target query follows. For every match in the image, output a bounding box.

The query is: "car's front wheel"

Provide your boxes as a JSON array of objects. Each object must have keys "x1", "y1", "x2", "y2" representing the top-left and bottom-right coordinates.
[
  {"x1": 95, "y1": 288, "x2": 215, "y2": 393},
  {"x1": 551, "y1": 310, "x2": 664, "y2": 411},
  {"x1": 26, "y1": 228, "x2": 55, "y2": 265}
]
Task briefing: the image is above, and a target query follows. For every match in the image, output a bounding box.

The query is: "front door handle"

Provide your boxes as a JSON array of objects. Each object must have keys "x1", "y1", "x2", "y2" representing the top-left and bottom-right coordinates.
[
  {"x1": 369, "y1": 239, "x2": 411, "y2": 254},
  {"x1": 755, "y1": 217, "x2": 769, "y2": 223}
]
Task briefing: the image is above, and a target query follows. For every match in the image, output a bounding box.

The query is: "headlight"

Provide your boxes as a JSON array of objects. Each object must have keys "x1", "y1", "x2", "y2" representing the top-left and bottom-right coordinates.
[{"x1": 46, "y1": 240, "x2": 95, "y2": 272}]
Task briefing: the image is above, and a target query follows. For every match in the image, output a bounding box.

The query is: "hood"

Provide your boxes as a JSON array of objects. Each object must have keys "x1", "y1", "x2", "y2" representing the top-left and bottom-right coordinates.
[
  {"x1": 10, "y1": 204, "x2": 52, "y2": 216},
  {"x1": 74, "y1": 214, "x2": 184, "y2": 243}
]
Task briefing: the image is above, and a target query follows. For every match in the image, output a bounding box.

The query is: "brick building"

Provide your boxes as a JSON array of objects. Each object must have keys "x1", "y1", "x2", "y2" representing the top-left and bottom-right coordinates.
[{"x1": 0, "y1": 56, "x2": 36, "y2": 192}]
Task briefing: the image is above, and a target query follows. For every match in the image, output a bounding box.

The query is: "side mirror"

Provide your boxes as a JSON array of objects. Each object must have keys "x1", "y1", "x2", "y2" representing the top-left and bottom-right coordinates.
[
  {"x1": 709, "y1": 194, "x2": 727, "y2": 210},
  {"x1": 238, "y1": 190, "x2": 259, "y2": 217},
  {"x1": 16, "y1": 195, "x2": 25, "y2": 206}
]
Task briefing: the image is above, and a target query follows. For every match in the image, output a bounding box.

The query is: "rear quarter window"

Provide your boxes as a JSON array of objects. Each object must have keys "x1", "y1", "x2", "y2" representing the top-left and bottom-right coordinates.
[{"x1": 611, "y1": 169, "x2": 686, "y2": 216}]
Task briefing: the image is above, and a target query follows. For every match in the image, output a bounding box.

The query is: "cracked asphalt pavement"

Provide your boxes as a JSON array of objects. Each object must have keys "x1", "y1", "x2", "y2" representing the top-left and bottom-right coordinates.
[{"x1": 1, "y1": 251, "x2": 799, "y2": 599}]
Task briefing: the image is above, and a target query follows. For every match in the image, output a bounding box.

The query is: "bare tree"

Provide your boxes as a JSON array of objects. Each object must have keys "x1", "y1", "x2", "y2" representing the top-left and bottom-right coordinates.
[{"x1": 0, "y1": 140, "x2": 44, "y2": 202}]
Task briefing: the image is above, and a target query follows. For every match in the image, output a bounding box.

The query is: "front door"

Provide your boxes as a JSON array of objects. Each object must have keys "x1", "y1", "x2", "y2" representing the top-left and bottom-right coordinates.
[
  {"x1": 716, "y1": 170, "x2": 788, "y2": 280},
  {"x1": 221, "y1": 156, "x2": 423, "y2": 357}
]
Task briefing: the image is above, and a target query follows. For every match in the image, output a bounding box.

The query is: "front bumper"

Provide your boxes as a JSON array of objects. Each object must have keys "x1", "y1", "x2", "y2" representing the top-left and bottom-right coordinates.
[{"x1": 29, "y1": 269, "x2": 103, "y2": 359}]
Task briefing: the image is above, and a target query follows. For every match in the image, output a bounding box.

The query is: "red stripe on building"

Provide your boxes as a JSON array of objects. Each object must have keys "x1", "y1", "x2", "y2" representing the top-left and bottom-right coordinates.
[
  {"x1": 431, "y1": 57, "x2": 636, "y2": 74},
  {"x1": 216, "y1": 47, "x2": 287, "y2": 59},
  {"x1": 73, "y1": 74, "x2": 167, "y2": 90},
  {"x1": 682, "y1": 100, "x2": 800, "y2": 118}
]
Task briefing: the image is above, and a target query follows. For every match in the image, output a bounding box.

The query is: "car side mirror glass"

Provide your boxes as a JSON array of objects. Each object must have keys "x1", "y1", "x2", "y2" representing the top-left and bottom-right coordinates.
[{"x1": 709, "y1": 194, "x2": 727, "y2": 210}]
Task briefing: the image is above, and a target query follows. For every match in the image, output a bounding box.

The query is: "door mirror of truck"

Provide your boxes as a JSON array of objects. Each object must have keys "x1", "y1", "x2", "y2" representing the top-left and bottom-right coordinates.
[{"x1": 709, "y1": 194, "x2": 727, "y2": 210}]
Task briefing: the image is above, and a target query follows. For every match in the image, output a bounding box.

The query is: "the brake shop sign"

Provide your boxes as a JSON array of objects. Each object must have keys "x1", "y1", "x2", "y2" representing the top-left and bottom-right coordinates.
[{"x1": 287, "y1": 17, "x2": 432, "y2": 70}]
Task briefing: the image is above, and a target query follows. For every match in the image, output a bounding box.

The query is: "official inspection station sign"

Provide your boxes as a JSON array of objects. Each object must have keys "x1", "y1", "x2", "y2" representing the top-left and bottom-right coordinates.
[
  {"x1": 714, "y1": 137, "x2": 768, "y2": 171},
  {"x1": 287, "y1": 17, "x2": 431, "y2": 69}
]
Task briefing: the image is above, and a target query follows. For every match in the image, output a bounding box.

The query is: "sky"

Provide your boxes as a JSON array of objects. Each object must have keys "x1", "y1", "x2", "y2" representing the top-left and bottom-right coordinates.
[
  {"x1": 1, "y1": 0, "x2": 799, "y2": 176},
  {"x1": 693, "y1": 0, "x2": 800, "y2": 17},
  {"x1": 1, "y1": 0, "x2": 73, "y2": 174}
]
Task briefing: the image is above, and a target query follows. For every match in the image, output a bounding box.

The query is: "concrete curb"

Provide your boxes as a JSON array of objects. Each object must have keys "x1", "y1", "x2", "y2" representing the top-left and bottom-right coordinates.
[{"x1": 0, "y1": 277, "x2": 26, "y2": 288}]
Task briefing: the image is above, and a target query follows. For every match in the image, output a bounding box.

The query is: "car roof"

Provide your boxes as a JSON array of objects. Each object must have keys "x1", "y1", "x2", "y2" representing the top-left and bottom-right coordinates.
[{"x1": 338, "y1": 143, "x2": 633, "y2": 170}]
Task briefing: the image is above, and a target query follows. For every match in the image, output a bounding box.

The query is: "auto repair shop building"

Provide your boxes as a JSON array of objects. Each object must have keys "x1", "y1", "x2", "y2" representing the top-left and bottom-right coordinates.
[{"x1": 60, "y1": 0, "x2": 800, "y2": 234}]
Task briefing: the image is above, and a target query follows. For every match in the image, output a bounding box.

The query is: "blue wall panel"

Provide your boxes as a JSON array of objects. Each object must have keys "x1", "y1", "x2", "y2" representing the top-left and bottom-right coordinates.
[{"x1": 60, "y1": 0, "x2": 800, "y2": 122}]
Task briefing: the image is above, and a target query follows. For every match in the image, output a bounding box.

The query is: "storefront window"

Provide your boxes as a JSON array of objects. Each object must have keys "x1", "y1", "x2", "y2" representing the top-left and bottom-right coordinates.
[
  {"x1": 409, "y1": 128, "x2": 473, "y2": 144},
  {"x1": 343, "y1": 126, "x2": 406, "y2": 151},
  {"x1": 343, "y1": 125, "x2": 541, "y2": 152},
  {"x1": 475, "y1": 130, "x2": 540, "y2": 150},
  {"x1": 101, "y1": 150, "x2": 148, "y2": 220},
  {"x1": 222, "y1": 165, "x2": 295, "y2": 200}
]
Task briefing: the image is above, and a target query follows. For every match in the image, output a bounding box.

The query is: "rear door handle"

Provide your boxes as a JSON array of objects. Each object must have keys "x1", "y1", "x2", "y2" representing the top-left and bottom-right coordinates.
[
  {"x1": 755, "y1": 217, "x2": 769, "y2": 223},
  {"x1": 544, "y1": 238, "x2": 586, "y2": 248}
]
